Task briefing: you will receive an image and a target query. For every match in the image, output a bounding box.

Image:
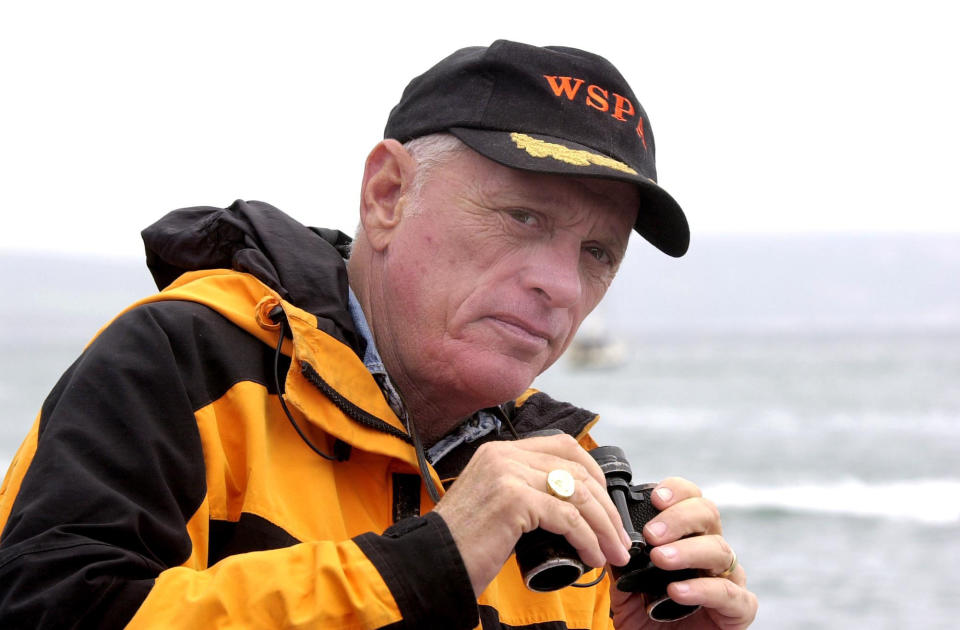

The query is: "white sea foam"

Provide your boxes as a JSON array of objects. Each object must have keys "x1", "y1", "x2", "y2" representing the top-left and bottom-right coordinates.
[
  {"x1": 589, "y1": 403, "x2": 960, "y2": 436},
  {"x1": 704, "y1": 478, "x2": 960, "y2": 525},
  {"x1": 589, "y1": 404, "x2": 724, "y2": 430}
]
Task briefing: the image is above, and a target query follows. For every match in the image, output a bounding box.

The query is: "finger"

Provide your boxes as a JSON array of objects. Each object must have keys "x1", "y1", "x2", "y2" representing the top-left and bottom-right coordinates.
[
  {"x1": 516, "y1": 453, "x2": 631, "y2": 565},
  {"x1": 643, "y1": 494, "x2": 722, "y2": 546},
  {"x1": 666, "y1": 577, "x2": 758, "y2": 628},
  {"x1": 560, "y1": 476, "x2": 632, "y2": 566},
  {"x1": 467, "y1": 437, "x2": 632, "y2": 565},
  {"x1": 649, "y1": 476, "x2": 702, "y2": 510},
  {"x1": 454, "y1": 439, "x2": 630, "y2": 557},
  {"x1": 649, "y1": 535, "x2": 746, "y2": 586},
  {"x1": 513, "y1": 434, "x2": 608, "y2": 488},
  {"x1": 525, "y1": 451, "x2": 627, "y2": 526},
  {"x1": 529, "y1": 487, "x2": 611, "y2": 568},
  {"x1": 514, "y1": 436, "x2": 630, "y2": 547}
]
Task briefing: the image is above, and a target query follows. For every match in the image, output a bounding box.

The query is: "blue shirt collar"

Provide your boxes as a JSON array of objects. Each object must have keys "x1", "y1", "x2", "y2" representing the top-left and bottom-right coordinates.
[{"x1": 347, "y1": 287, "x2": 388, "y2": 377}]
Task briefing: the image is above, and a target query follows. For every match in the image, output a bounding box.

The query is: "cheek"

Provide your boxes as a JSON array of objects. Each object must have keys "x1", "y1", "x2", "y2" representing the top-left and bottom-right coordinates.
[
  {"x1": 582, "y1": 264, "x2": 616, "y2": 305},
  {"x1": 412, "y1": 225, "x2": 480, "y2": 276},
  {"x1": 390, "y1": 222, "x2": 446, "y2": 280},
  {"x1": 384, "y1": 246, "x2": 460, "y2": 335}
]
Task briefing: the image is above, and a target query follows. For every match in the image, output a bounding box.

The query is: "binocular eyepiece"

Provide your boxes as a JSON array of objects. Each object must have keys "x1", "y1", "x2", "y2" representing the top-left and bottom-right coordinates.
[{"x1": 515, "y1": 445, "x2": 700, "y2": 623}]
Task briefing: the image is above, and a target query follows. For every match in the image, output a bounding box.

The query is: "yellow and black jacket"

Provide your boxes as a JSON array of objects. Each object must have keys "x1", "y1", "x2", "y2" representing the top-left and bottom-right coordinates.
[{"x1": 0, "y1": 201, "x2": 613, "y2": 629}]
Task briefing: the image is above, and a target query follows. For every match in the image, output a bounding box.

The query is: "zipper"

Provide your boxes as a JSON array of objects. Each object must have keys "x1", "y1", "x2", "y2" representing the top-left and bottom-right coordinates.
[{"x1": 300, "y1": 361, "x2": 413, "y2": 445}]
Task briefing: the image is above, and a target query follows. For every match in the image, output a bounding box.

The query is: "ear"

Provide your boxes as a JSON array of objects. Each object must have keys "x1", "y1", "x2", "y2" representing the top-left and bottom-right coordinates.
[{"x1": 359, "y1": 139, "x2": 418, "y2": 251}]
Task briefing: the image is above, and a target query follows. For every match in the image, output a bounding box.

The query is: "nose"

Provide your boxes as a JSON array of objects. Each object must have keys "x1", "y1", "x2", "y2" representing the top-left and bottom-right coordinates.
[{"x1": 522, "y1": 238, "x2": 582, "y2": 308}]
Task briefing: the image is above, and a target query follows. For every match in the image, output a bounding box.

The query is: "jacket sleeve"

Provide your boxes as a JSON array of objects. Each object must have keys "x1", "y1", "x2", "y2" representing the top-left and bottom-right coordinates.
[
  {"x1": 126, "y1": 511, "x2": 474, "y2": 629},
  {"x1": 0, "y1": 302, "x2": 477, "y2": 629}
]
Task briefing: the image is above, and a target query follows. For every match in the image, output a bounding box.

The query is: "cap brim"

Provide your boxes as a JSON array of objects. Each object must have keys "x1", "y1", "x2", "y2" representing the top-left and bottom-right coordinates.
[{"x1": 449, "y1": 127, "x2": 689, "y2": 257}]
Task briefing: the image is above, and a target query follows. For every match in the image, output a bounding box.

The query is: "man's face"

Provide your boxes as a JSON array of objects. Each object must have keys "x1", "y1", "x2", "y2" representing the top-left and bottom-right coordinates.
[{"x1": 373, "y1": 148, "x2": 638, "y2": 422}]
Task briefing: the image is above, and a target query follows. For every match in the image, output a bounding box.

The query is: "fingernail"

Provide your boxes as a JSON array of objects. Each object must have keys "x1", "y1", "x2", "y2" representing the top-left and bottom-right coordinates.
[
  {"x1": 646, "y1": 520, "x2": 667, "y2": 537},
  {"x1": 655, "y1": 486, "x2": 673, "y2": 502},
  {"x1": 658, "y1": 545, "x2": 677, "y2": 559},
  {"x1": 673, "y1": 582, "x2": 690, "y2": 595}
]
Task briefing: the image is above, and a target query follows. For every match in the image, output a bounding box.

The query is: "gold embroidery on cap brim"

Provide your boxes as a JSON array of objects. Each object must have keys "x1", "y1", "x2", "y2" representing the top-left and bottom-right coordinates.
[{"x1": 510, "y1": 132, "x2": 638, "y2": 175}]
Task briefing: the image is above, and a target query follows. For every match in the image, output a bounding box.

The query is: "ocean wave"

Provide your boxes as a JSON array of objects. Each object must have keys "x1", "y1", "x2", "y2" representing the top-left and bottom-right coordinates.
[
  {"x1": 591, "y1": 403, "x2": 960, "y2": 435},
  {"x1": 590, "y1": 404, "x2": 723, "y2": 430},
  {"x1": 1, "y1": 454, "x2": 956, "y2": 528},
  {"x1": 704, "y1": 478, "x2": 960, "y2": 525}
]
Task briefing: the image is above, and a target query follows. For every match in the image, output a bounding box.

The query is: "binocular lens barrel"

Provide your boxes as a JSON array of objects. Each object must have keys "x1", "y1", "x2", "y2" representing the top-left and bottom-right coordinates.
[{"x1": 514, "y1": 529, "x2": 588, "y2": 592}]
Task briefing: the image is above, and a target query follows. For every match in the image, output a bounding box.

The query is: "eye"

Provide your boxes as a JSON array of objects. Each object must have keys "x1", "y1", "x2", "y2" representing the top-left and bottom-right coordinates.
[
  {"x1": 506, "y1": 209, "x2": 539, "y2": 226},
  {"x1": 583, "y1": 244, "x2": 611, "y2": 264}
]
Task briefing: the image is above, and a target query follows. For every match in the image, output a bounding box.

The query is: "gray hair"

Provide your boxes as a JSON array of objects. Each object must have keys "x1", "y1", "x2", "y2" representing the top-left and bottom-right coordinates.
[{"x1": 402, "y1": 133, "x2": 468, "y2": 205}]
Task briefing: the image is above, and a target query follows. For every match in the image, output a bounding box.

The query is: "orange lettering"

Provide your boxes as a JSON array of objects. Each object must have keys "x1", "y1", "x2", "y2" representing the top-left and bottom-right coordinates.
[
  {"x1": 586, "y1": 84, "x2": 609, "y2": 112},
  {"x1": 636, "y1": 117, "x2": 648, "y2": 151},
  {"x1": 612, "y1": 93, "x2": 635, "y2": 121},
  {"x1": 543, "y1": 75, "x2": 585, "y2": 100}
]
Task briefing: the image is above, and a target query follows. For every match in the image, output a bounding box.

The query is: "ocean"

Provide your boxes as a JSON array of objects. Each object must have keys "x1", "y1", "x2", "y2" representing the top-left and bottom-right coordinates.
[{"x1": 2, "y1": 234, "x2": 959, "y2": 629}]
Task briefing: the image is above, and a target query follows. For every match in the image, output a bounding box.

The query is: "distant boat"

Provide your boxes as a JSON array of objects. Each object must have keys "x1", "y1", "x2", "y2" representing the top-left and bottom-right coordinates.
[{"x1": 566, "y1": 312, "x2": 626, "y2": 370}]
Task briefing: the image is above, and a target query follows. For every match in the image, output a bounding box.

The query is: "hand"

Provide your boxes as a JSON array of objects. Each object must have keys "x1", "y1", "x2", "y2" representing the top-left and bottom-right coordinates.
[
  {"x1": 610, "y1": 478, "x2": 758, "y2": 630},
  {"x1": 433, "y1": 434, "x2": 632, "y2": 596}
]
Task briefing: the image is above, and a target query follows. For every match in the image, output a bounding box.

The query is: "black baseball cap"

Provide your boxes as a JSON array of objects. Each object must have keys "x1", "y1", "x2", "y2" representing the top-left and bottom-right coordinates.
[{"x1": 384, "y1": 39, "x2": 689, "y2": 257}]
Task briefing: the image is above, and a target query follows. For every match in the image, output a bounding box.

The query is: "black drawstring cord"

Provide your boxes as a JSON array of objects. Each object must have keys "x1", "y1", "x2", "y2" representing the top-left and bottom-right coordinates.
[
  {"x1": 392, "y1": 386, "x2": 442, "y2": 504},
  {"x1": 486, "y1": 404, "x2": 520, "y2": 439},
  {"x1": 407, "y1": 413, "x2": 441, "y2": 504},
  {"x1": 268, "y1": 307, "x2": 435, "y2": 499},
  {"x1": 571, "y1": 568, "x2": 607, "y2": 588},
  {"x1": 271, "y1": 307, "x2": 339, "y2": 461}
]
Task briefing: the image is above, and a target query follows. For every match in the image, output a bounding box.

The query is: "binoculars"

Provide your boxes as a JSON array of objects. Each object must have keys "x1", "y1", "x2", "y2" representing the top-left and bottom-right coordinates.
[{"x1": 515, "y1": 445, "x2": 700, "y2": 622}]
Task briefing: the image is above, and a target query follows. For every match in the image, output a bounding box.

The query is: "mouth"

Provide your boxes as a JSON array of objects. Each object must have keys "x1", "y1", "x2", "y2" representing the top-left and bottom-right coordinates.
[{"x1": 487, "y1": 315, "x2": 554, "y2": 347}]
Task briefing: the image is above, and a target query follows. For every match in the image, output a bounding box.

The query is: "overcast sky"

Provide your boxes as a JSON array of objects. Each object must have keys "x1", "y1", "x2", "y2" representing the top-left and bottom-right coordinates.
[{"x1": 2, "y1": 1, "x2": 958, "y2": 258}]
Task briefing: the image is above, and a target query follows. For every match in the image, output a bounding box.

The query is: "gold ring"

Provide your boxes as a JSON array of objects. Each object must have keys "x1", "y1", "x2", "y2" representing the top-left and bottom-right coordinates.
[
  {"x1": 715, "y1": 550, "x2": 738, "y2": 578},
  {"x1": 546, "y1": 469, "x2": 576, "y2": 500}
]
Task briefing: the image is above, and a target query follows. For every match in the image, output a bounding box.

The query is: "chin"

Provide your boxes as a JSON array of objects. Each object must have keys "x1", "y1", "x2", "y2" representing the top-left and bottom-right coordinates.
[{"x1": 454, "y1": 356, "x2": 543, "y2": 408}]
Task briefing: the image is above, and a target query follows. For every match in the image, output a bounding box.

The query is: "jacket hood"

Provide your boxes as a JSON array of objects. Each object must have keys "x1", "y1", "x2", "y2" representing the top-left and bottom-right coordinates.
[{"x1": 141, "y1": 199, "x2": 363, "y2": 354}]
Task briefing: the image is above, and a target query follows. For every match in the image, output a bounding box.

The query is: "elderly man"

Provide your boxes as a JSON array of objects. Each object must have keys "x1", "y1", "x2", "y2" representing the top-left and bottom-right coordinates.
[{"x1": 0, "y1": 41, "x2": 757, "y2": 628}]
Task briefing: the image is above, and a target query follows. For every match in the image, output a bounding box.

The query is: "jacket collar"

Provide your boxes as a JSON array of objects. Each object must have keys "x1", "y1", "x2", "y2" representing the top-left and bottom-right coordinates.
[{"x1": 141, "y1": 199, "x2": 364, "y2": 357}]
